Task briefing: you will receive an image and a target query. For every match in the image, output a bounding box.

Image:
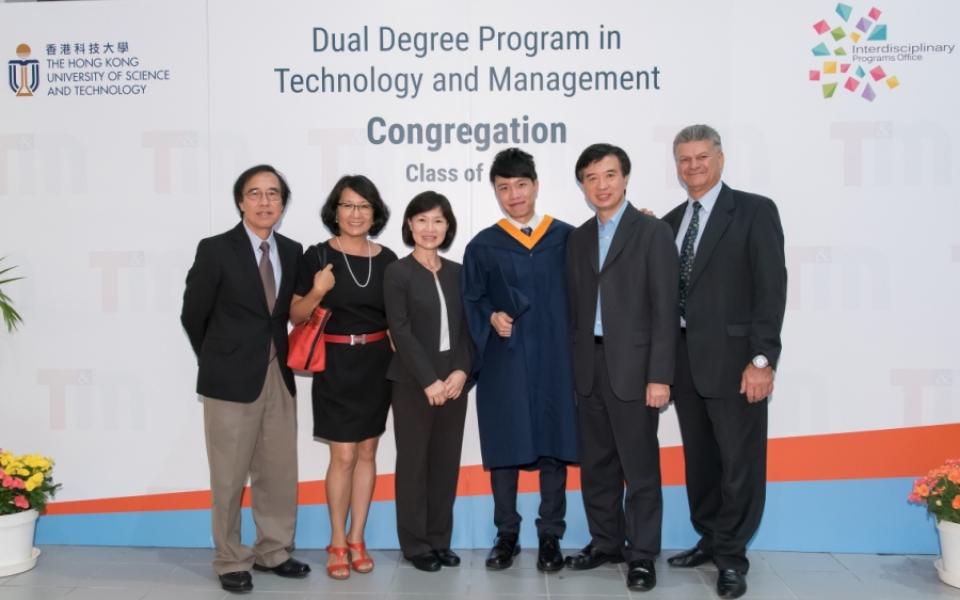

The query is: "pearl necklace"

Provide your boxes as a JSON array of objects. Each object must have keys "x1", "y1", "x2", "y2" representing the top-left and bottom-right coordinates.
[{"x1": 334, "y1": 236, "x2": 372, "y2": 288}]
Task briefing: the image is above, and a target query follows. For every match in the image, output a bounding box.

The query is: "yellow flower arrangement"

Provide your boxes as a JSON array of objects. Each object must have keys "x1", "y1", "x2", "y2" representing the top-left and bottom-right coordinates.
[{"x1": 0, "y1": 449, "x2": 60, "y2": 515}]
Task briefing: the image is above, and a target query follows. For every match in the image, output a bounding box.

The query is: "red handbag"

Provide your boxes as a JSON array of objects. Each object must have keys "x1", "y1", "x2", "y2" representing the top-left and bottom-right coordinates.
[
  {"x1": 287, "y1": 304, "x2": 332, "y2": 372},
  {"x1": 287, "y1": 244, "x2": 333, "y2": 372}
]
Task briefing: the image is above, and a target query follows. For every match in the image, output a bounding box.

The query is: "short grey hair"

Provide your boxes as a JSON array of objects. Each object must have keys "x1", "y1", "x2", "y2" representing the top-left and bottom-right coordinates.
[{"x1": 673, "y1": 124, "x2": 723, "y2": 156}]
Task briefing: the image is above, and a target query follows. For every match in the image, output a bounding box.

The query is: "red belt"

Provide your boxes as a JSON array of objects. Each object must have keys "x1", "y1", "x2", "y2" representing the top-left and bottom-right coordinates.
[{"x1": 324, "y1": 330, "x2": 388, "y2": 346}]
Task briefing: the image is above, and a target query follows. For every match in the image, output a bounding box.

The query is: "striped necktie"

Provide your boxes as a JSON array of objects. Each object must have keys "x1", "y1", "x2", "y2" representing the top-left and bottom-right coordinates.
[{"x1": 678, "y1": 201, "x2": 701, "y2": 319}]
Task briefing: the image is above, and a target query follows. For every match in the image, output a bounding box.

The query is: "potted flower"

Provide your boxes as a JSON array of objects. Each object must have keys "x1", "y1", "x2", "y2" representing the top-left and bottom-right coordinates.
[
  {"x1": 0, "y1": 257, "x2": 24, "y2": 332},
  {"x1": 0, "y1": 450, "x2": 60, "y2": 577},
  {"x1": 909, "y1": 458, "x2": 960, "y2": 587}
]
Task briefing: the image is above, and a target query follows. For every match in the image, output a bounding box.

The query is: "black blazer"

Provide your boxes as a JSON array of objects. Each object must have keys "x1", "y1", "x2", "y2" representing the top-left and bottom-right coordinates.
[
  {"x1": 662, "y1": 183, "x2": 787, "y2": 398},
  {"x1": 383, "y1": 255, "x2": 473, "y2": 388},
  {"x1": 566, "y1": 203, "x2": 680, "y2": 401},
  {"x1": 180, "y1": 222, "x2": 301, "y2": 402}
]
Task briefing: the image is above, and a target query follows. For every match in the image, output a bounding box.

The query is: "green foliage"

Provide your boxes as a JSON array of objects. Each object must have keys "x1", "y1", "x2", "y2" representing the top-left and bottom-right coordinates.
[{"x1": 0, "y1": 257, "x2": 24, "y2": 332}]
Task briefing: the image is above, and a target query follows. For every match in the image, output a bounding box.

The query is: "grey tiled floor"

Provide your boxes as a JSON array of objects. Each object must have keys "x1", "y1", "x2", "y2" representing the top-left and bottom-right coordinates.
[{"x1": 1, "y1": 546, "x2": 959, "y2": 599}]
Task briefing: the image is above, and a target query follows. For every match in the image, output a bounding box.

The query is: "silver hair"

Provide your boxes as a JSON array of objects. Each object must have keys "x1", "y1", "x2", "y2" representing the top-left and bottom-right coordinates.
[{"x1": 673, "y1": 124, "x2": 722, "y2": 156}]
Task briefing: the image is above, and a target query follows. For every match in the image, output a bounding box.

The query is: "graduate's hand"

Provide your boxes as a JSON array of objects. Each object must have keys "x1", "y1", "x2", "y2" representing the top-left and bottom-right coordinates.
[
  {"x1": 645, "y1": 382, "x2": 670, "y2": 408},
  {"x1": 740, "y1": 364, "x2": 774, "y2": 403},
  {"x1": 424, "y1": 380, "x2": 447, "y2": 406},
  {"x1": 443, "y1": 370, "x2": 468, "y2": 399},
  {"x1": 490, "y1": 311, "x2": 513, "y2": 337},
  {"x1": 639, "y1": 207, "x2": 657, "y2": 218}
]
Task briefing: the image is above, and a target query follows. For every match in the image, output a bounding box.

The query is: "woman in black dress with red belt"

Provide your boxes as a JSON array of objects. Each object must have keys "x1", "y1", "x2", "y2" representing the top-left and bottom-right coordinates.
[{"x1": 291, "y1": 175, "x2": 395, "y2": 580}]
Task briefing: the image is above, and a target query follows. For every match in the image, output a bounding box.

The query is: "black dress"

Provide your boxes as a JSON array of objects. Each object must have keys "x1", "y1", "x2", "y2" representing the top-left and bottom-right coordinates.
[{"x1": 296, "y1": 241, "x2": 397, "y2": 442}]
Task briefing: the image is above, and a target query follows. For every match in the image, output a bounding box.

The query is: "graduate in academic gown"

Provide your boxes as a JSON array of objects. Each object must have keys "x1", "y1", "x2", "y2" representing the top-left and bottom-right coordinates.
[{"x1": 461, "y1": 148, "x2": 578, "y2": 574}]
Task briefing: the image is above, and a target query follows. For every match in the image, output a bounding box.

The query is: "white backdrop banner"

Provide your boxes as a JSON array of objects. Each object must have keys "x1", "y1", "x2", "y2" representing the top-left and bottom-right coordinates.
[{"x1": 1, "y1": 0, "x2": 957, "y2": 553}]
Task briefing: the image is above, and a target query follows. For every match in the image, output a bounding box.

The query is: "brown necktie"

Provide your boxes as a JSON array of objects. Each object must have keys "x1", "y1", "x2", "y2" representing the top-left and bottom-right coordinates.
[{"x1": 259, "y1": 241, "x2": 276, "y2": 314}]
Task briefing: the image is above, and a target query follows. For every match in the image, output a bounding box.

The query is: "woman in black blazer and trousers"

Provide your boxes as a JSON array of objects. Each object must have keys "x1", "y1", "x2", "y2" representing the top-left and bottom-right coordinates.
[{"x1": 383, "y1": 191, "x2": 474, "y2": 572}]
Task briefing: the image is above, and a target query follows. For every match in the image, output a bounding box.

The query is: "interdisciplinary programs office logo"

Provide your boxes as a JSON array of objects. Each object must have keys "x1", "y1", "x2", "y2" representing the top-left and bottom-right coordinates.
[
  {"x1": 808, "y1": 4, "x2": 898, "y2": 102},
  {"x1": 8, "y1": 44, "x2": 40, "y2": 97}
]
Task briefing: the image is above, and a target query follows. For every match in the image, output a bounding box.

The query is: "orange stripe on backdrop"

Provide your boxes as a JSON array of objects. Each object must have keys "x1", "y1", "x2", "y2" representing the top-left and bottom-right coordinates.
[{"x1": 44, "y1": 423, "x2": 959, "y2": 516}]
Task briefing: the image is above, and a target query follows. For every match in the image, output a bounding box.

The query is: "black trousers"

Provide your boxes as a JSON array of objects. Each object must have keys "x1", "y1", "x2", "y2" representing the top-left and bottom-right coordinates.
[
  {"x1": 577, "y1": 343, "x2": 662, "y2": 561},
  {"x1": 673, "y1": 332, "x2": 768, "y2": 573},
  {"x1": 392, "y1": 379, "x2": 468, "y2": 558},
  {"x1": 490, "y1": 457, "x2": 567, "y2": 539}
]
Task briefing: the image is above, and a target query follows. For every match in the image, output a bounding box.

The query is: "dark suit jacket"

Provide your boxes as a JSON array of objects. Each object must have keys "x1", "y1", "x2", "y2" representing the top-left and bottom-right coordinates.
[
  {"x1": 180, "y1": 222, "x2": 301, "y2": 402},
  {"x1": 662, "y1": 183, "x2": 787, "y2": 399},
  {"x1": 383, "y1": 255, "x2": 473, "y2": 388},
  {"x1": 566, "y1": 203, "x2": 680, "y2": 401}
]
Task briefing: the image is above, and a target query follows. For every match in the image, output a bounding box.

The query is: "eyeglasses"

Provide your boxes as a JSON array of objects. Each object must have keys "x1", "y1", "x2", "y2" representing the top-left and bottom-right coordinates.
[
  {"x1": 338, "y1": 202, "x2": 374, "y2": 214},
  {"x1": 245, "y1": 189, "x2": 282, "y2": 203}
]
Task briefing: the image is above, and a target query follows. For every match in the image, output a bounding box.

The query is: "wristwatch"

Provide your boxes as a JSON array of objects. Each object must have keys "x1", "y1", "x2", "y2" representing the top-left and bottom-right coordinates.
[{"x1": 751, "y1": 354, "x2": 769, "y2": 369}]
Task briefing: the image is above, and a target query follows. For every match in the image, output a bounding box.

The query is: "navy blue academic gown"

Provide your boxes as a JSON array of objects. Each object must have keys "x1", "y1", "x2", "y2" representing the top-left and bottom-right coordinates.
[{"x1": 462, "y1": 217, "x2": 579, "y2": 469}]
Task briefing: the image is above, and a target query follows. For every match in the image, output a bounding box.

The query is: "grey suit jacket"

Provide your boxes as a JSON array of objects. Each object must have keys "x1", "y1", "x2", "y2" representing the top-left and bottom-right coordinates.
[{"x1": 566, "y1": 203, "x2": 680, "y2": 401}]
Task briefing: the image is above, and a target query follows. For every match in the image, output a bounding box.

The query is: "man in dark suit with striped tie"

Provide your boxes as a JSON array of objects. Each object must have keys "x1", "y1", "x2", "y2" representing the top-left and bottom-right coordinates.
[{"x1": 662, "y1": 125, "x2": 787, "y2": 599}]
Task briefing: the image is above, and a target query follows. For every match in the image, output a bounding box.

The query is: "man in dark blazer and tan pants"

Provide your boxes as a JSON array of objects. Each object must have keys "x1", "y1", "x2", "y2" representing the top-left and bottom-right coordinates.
[
  {"x1": 181, "y1": 164, "x2": 310, "y2": 593},
  {"x1": 564, "y1": 144, "x2": 679, "y2": 592},
  {"x1": 663, "y1": 125, "x2": 786, "y2": 600}
]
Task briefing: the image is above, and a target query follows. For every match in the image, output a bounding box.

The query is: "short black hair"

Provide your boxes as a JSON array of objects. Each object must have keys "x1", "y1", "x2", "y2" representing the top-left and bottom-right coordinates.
[
  {"x1": 574, "y1": 143, "x2": 632, "y2": 182},
  {"x1": 401, "y1": 191, "x2": 457, "y2": 250},
  {"x1": 319, "y1": 174, "x2": 390, "y2": 236},
  {"x1": 233, "y1": 164, "x2": 290, "y2": 213},
  {"x1": 489, "y1": 147, "x2": 537, "y2": 183}
]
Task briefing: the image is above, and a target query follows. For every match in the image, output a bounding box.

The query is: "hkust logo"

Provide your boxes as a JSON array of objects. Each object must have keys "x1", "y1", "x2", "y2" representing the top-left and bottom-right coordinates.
[
  {"x1": 8, "y1": 44, "x2": 40, "y2": 97},
  {"x1": 8, "y1": 40, "x2": 174, "y2": 98}
]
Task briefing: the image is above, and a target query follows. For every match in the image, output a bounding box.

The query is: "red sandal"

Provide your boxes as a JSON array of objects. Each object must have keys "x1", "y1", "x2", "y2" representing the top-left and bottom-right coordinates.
[
  {"x1": 325, "y1": 545, "x2": 350, "y2": 580},
  {"x1": 347, "y1": 541, "x2": 374, "y2": 574}
]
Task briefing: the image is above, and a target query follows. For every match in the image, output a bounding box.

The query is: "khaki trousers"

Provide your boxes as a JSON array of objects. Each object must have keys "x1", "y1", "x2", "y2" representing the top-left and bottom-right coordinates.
[{"x1": 203, "y1": 358, "x2": 298, "y2": 574}]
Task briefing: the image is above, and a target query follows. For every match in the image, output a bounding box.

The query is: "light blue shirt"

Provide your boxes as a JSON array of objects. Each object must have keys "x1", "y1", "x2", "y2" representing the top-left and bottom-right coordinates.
[
  {"x1": 594, "y1": 200, "x2": 629, "y2": 336},
  {"x1": 674, "y1": 179, "x2": 723, "y2": 254},
  {"x1": 243, "y1": 223, "x2": 281, "y2": 292}
]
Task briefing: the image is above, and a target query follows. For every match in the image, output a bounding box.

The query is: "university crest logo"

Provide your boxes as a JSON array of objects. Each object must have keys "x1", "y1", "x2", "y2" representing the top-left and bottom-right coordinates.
[{"x1": 8, "y1": 43, "x2": 40, "y2": 97}]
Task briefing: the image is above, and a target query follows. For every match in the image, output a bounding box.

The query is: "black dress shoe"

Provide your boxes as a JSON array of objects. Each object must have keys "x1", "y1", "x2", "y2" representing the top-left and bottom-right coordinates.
[
  {"x1": 252, "y1": 557, "x2": 311, "y2": 578},
  {"x1": 433, "y1": 548, "x2": 460, "y2": 567},
  {"x1": 485, "y1": 534, "x2": 520, "y2": 570},
  {"x1": 218, "y1": 570, "x2": 253, "y2": 593},
  {"x1": 409, "y1": 551, "x2": 441, "y2": 572},
  {"x1": 717, "y1": 569, "x2": 747, "y2": 599},
  {"x1": 536, "y1": 535, "x2": 564, "y2": 573},
  {"x1": 626, "y1": 559, "x2": 657, "y2": 592},
  {"x1": 667, "y1": 546, "x2": 712, "y2": 568},
  {"x1": 564, "y1": 543, "x2": 625, "y2": 570}
]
